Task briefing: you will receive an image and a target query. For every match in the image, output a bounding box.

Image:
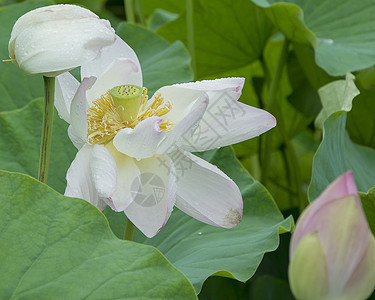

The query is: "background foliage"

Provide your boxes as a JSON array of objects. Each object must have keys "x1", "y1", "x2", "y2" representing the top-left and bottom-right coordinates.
[{"x1": 1, "y1": 0, "x2": 375, "y2": 299}]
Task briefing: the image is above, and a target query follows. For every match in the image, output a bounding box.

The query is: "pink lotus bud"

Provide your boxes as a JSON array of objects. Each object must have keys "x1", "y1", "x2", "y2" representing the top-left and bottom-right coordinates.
[{"x1": 289, "y1": 171, "x2": 375, "y2": 300}]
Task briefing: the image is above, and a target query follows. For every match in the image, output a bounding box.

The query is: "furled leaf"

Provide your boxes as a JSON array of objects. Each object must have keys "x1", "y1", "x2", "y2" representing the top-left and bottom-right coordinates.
[
  {"x1": 309, "y1": 112, "x2": 375, "y2": 201},
  {"x1": 0, "y1": 171, "x2": 196, "y2": 299},
  {"x1": 315, "y1": 73, "x2": 360, "y2": 129}
]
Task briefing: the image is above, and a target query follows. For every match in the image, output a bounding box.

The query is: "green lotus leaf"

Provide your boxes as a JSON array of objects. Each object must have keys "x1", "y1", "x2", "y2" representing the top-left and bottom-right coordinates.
[
  {"x1": 252, "y1": 0, "x2": 375, "y2": 76},
  {"x1": 0, "y1": 171, "x2": 196, "y2": 299}
]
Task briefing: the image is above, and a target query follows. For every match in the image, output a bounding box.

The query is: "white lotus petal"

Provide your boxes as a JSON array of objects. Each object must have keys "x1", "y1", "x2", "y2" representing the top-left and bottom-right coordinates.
[
  {"x1": 65, "y1": 144, "x2": 106, "y2": 210},
  {"x1": 125, "y1": 155, "x2": 177, "y2": 238},
  {"x1": 106, "y1": 142, "x2": 141, "y2": 212},
  {"x1": 156, "y1": 93, "x2": 208, "y2": 154},
  {"x1": 11, "y1": 11, "x2": 115, "y2": 76},
  {"x1": 90, "y1": 145, "x2": 117, "y2": 200},
  {"x1": 86, "y1": 58, "x2": 142, "y2": 104},
  {"x1": 67, "y1": 125, "x2": 86, "y2": 150},
  {"x1": 174, "y1": 77, "x2": 245, "y2": 91},
  {"x1": 10, "y1": 5, "x2": 98, "y2": 43},
  {"x1": 69, "y1": 76, "x2": 96, "y2": 143},
  {"x1": 9, "y1": 4, "x2": 99, "y2": 60},
  {"x1": 171, "y1": 150, "x2": 243, "y2": 228},
  {"x1": 54, "y1": 71, "x2": 79, "y2": 123},
  {"x1": 149, "y1": 85, "x2": 208, "y2": 125},
  {"x1": 81, "y1": 35, "x2": 141, "y2": 84},
  {"x1": 176, "y1": 78, "x2": 276, "y2": 151},
  {"x1": 185, "y1": 102, "x2": 276, "y2": 151},
  {"x1": 113, "y1": 116, "x2": 167, "y2": 160}
]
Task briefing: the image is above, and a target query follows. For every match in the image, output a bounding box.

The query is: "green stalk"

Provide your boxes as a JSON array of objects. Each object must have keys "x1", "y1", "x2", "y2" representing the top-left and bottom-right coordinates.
[
  {"x1": 186, "y1": 0, "x2": 196, "y2": 78},
  {"x1": 135, "y1": 0, "x2": 146, "y2": 26},
  {"x1": 38, "y1": 76, "x2": 55, "y2": 184},
  {"x1": 274, "y1": 100, "x2": 305, "y2": 211},
  {"x1": 125, "y1": 0, "x2": 135, "y2": 23},
  {"x1": 260, "y1": 39, "x2": 306, "y2": 211},
  {"x1": 261, "y1": 39, "x2": 289, "y2": 185},
  {"x1": 123, "y1": 218, "x2": 135, "y2": 241}
]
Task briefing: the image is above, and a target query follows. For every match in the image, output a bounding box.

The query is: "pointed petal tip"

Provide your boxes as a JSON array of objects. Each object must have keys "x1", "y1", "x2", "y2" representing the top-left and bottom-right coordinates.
[
  {"x1": 333, "y1": 170, "x2": 358, "y2": 198},
  {"x1": 144, "y1": 229, "x2": 159, "y2": 239},
  {"x1": 268, "y1": 113, "x2": 277, "y2": 129},
  {"x1": 236, "y1": 77, "x2": 245, "y2": 92},
  {"x1": 139, "y1": 208, "x2": 174, "y2": 239},
  {"x1": 154, "y1": 205, "x2": 174, "y2": 236},
  {"x1": 233, "y1": 77, "x2": 245, "y2": 92},
  {"x1": 149, "y1": 116, "x2": 164, "y2": 132},
  {"x1": 81, "y1": 75, "x2": 97, "y2": 90},
  {"x1": 138, "y1": 218, "x2": 167, "y2": 239},
  {"x1": 341, "y1": 170, "x2": 354, "y2": 184},
  {"x1": 255, "y1": 111, "x2": 277, "y2": 136},
  {"x1": 222, "y1": 208, "x2": 243, "y2": 228},
  {"x1": 201, "y1": 92, "x2": 209, "y2": 105}
]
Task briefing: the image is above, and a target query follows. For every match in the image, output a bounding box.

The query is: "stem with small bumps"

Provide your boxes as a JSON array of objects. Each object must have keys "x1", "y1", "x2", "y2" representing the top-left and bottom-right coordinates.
[{"x1": 38, "y1": 76, "x2": 55, "y2": 184}]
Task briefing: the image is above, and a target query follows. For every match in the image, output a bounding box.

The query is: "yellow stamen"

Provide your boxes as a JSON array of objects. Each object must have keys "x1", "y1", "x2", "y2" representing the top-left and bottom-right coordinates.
[
  {"x1": 133, "y1": 94, "x2": 172, "y2": 126},
  {"x1": 2, "y1": 58, "x2": 17, "y2": 62},
  {"x1": 87, "y1": 89, "x2": 173, "y2": 145},
  {"x1": 87, "y1": 91, "x2": 127, "y2": 144}
]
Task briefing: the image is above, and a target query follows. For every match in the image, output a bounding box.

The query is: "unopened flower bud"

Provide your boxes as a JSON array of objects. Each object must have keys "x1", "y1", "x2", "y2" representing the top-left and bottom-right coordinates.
[
  {"x1": 8, "y1": 4, "x2": 116, "y2": 77},
  {"x1": 289, "y1": 171, "x2": 375, "y2": 300}
]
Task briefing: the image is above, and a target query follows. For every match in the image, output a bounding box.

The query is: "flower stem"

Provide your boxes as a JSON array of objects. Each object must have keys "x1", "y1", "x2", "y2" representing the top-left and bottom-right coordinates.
[
  {"x1": 260, "y1": 39, "x2": 306, "y2": 211},
  {"x1": 274, "y1": 99, "x2": 306, "y2": 212},
  {"x1": 124, "y1": 0, "x2": 135, "y2": 23},
  {"x1": 261, "y1": 39, "x2": 289, "y2": 186},
  {"x1": 123, "y1": 218, "x2": 135, "y2": 241},
  {"x1": 38, "y1": 76, "x2": 55, "y2": 184},
  {"x1": 186, "y1": 0, "x2": 196, "y2": 79},
  {"x1": 135, "y1": 0, "x2": 146, "y2": 26}
]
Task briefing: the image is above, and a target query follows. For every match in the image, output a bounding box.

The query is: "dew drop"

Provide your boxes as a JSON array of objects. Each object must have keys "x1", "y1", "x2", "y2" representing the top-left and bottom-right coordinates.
[
  {"x1": 197, "y1": 231, "x2": 202, "y2": 235},
  {"x1": 324, "y1": 39, "x2": 334, "y2": 45}
]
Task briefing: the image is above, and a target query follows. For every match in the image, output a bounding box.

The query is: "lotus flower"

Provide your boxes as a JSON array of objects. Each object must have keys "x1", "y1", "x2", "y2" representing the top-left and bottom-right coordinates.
[
  {"x1": 55, "y1": 35, "x2": 276, "y2": 237},
  {"x1": 8, "y1": 4, "x2": 116, "y2": 76},
  {"x1": 289, "y1": 171, "x2": 375, "y2": 300}
]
